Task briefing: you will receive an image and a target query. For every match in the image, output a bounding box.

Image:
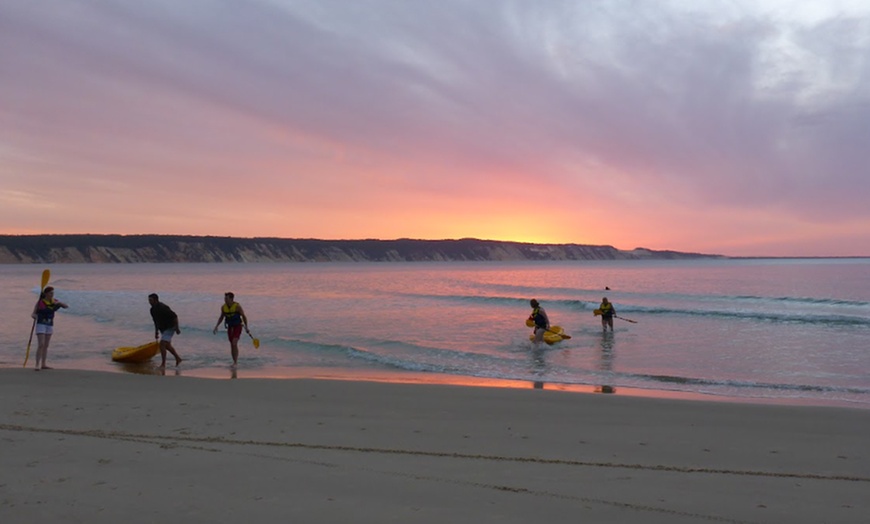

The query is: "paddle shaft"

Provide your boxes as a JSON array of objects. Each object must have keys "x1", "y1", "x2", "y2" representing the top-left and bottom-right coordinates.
[
  {"x1": 24, "y1": 269, "x2": 51, "y2": 367},
  {"x1": 24, "y1": 320, "x2": 37, "y2": 367},
  {"x1": 546, "y1": 327, "x2": 571, "y2": 339},
  {"x1": 615, "y1": 315, "x2": 637, "y2": 324}
]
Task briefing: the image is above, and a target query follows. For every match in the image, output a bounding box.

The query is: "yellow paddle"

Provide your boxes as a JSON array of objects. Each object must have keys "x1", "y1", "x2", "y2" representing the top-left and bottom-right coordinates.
[
  {"x1": 247, "y1": 331, "x2": 260, "y2": 349},
  {"x1": 24, "y1": 269, "x2": 51, "y2": 367},
  {"x1": 551, "y1": 328, "x2": 571, "y2": 340},
  {"x1": 525, "y1": 318, "x2": 572, "y2": 340},
  {"x1": 594, "y1": 309, "x2": 637, "y2": 323}
]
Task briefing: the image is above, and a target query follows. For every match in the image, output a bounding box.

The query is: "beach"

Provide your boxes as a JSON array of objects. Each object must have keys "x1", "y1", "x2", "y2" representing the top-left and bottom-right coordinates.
[{"x1": 1, "y1": 369, "x2": 868, "y2": 523}]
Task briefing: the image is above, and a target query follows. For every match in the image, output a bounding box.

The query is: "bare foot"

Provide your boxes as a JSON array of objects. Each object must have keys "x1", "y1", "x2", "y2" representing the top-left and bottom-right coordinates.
[
  {"x1": 175, "y1": 358, "x2": 183, "y2": 367},
  {"x1": 158, "y1": 363, "x2": 166, "y2": 369}
]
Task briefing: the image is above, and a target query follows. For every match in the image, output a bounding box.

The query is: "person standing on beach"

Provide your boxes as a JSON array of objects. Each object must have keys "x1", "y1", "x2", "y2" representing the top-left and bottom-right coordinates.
[
  {"x1": 599, "y1": 297, "x2": 615, "y2": 332},
  {"x1": 148, "y1": 293, "x2": 183, "y2": 368},
  {"x1": 528, "y1": 299, "x2": 550, "y2": 345},
  {"x1": 213, "y1": 292, "x2": 250, "y2": 366},
  {"x1": 31, "y1": 286, "x2": 68, "y2": 370}
]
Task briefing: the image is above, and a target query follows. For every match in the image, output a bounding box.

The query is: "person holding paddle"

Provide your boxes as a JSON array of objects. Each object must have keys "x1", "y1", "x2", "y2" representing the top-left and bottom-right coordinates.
[
  {"x1": 148, "y1": 293, "x2": 183, "y2": 368},
  {"x1": 213, "y1": 292, "x2": 250, "y2": 367},
  {"x1": 528, "y1": 299, "x2": 550, "y2": 345},
  {"x1": 31, "y1": 286, "x2": 68, "y2": 370},
  {"x1": 598, "y1": 297, "x2": 616, "y2": 332}
]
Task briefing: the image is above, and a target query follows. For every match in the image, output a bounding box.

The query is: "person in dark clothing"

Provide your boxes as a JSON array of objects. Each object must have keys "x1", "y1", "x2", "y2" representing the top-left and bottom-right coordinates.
[
  {"x1": 528, "y1": 299, "x2": 550, "y2": 345},
  {"x1": 148, "y1": 293, "x2": 183, "y2": 368},
  {"x1": 32, "y1": 286, "x2": 69, "y2": 370}
]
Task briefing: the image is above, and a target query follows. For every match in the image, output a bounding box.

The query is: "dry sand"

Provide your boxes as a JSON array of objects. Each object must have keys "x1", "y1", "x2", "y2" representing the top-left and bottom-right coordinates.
[{"x1": 1, "y1": 368, "x2": 868, "y2": 523}]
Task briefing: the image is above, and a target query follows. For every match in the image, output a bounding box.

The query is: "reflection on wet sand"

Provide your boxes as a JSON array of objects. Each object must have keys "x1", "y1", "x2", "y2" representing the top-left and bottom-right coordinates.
[
  {"x1": 529, "y1": 336, "x2": 617, "y2": 393},
  {"x1": 155, "y1": 366, "x2": 182, "y2": 377},
  {"x1": 595, "y1": 331, "x2": 616, "y2": 394},
  {"x1": 531, "y1": 345, "x2": 546, "y2": 389},
  {"x1": 115, "y1": 361, "x2": 184, "y2": 377},
  {"x1": 116, "y1": 362, "x2": 164, "y2": 376}
]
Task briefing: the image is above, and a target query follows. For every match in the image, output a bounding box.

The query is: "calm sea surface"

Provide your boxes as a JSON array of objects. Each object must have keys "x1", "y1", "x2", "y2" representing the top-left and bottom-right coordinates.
[{"x1": 2, "y1": 259, "x2": 869, "y2": 408}]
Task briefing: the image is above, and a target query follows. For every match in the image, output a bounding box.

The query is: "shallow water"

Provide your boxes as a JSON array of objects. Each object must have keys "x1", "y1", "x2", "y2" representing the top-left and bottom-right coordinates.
[{"x1": 2, "y1": 259, "x2": 869, "y2": 408}]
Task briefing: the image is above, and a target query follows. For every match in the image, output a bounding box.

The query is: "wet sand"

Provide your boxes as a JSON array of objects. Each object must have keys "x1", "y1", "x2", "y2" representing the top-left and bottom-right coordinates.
[{"x1": 1, "y1": 368, "x2": 868, "y2": 523}]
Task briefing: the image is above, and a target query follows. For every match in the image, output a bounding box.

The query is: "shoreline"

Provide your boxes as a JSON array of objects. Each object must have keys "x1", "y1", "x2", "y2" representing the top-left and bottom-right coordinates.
[
  {"x1": 2, "y1": 361, "x2": 867, "y2": 411},
  {"x1": 2, "y1": 368, "x2": 868, "y2": 523}
]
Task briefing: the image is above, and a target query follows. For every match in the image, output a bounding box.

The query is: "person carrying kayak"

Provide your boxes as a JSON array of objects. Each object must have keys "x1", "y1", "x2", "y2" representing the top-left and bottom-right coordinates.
[
  {"x1": 528, "y1": 299, "x2": 550, "y2": 345},
  {"x1": 598, "y1": 297, "x2": 615, "y2": 332}
]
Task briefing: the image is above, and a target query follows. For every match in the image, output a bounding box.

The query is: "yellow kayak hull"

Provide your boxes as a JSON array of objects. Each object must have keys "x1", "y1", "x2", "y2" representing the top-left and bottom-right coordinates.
[
  {"x1": 528, "y1": 325, "x2": 567, "y2": 345},
  {"x1": 112, "y1": 341, "x2": 159, "y2": 363}
]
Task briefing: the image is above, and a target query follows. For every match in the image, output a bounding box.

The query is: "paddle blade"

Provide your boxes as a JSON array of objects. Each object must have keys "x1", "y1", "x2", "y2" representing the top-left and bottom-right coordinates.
[
  {"x1": 253, "y1": 338, "x2": 260, "y2": 349},
  {"x1": 40, "y1": 269, "x2": 51, "y2": 290},
  {"x1": 593, "y1": 309, "x2": 601, "y2": 316},
  {"x1": 560, "y1": 333, "x2": 572, "y2": 340}
]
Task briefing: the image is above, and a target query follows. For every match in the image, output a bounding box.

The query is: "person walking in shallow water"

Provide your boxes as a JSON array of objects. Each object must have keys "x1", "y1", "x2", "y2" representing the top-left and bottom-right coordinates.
[
  {"x1": 213, "y1": 292, "x2": 250, "y2": 367},
  {"x1": 148, "y1": 293, "x2": 183, "y2": 368},
  {"x1": 528, "y1": 299, "x2": 550, "y2": 345},
  {"x1": 32, "y1": 286, "x2": 68, "y2": 370},
  {"x1": 599, "y1": 297, "x2": 615, "y2": 332}
]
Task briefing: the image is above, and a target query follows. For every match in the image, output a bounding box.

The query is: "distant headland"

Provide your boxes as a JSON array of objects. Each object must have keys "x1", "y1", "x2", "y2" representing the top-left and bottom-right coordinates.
[{"x1": 0, "y1": 235, "x2": 723, "y2": 263}]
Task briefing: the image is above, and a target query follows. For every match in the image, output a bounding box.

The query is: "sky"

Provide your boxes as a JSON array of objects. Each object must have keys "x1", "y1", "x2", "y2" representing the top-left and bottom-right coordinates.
[{"x1": 1, "y1": 0, "x2": 869, "y2": 257}]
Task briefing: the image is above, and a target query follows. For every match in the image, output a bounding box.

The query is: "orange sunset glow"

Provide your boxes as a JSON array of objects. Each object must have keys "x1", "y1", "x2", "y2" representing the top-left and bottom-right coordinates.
[{"x1": 2, "y1": 1, "x2": 869, "y2": 257}]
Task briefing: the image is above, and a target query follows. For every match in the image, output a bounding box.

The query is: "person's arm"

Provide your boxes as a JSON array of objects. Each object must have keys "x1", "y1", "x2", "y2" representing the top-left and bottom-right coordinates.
[
  {"x1": 542, "y1": 308, "x2": 550, "y2": 329},
  {"x1": 172, "y1": 312, "x2": 181, "y2": 334},
  {"x1": 213, "y1": 310, "x2": 226, "y2": 333},
  {"x1": 238, "y1": 305, "x2": 250, "y2": 333}
]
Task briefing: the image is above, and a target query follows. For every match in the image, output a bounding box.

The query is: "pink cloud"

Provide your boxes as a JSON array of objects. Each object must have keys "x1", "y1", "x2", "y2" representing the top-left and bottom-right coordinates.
[{"x1": 1, "y1": 0, "x2": 868, "y2": 256}]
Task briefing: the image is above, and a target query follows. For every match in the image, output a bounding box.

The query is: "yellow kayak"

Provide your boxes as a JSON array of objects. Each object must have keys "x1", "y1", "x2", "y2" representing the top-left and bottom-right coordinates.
[
  {"x1": 112, "y1": 341, "x2": 159, "y2": 363},
  {"x1": 526, "y1": 319, "x2": 569, "y2": 344}
]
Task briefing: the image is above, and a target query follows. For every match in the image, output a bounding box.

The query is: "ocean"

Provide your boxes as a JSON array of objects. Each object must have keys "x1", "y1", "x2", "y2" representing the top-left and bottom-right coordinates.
[{"x1": 2, "y1": 259, "x2": 869, "y2": 408}]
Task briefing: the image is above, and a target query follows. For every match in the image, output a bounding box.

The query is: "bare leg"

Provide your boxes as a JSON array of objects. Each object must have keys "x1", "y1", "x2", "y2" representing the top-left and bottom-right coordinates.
[
  {"x1": 165, "y1": 342, "x2": 183, "y2": 366},
  {"x1": 230, "y1": 337, "x2": 240, "y2": 366},
  {"x1": 35, "y1": 333, "x2": 46, "y2": 369},
  {"x1": 159, "y1": 341, "x2": 168, "y2": 368},
  {"x1": 533, "y1": 327, "x2": 545, "y2": 347},
  {"x1": 36, "y1": 333, "x2": 52, "y2": 369}
]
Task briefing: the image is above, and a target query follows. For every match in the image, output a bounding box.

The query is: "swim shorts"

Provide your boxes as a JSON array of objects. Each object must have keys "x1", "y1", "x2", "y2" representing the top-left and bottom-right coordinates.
[{"x1": 227, "y1": 324, "x2": 243, "y2": 341}]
